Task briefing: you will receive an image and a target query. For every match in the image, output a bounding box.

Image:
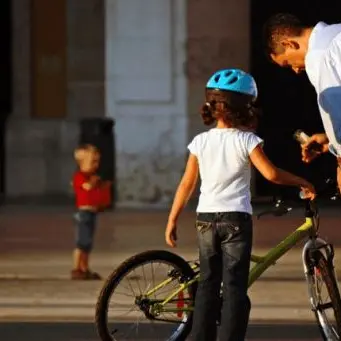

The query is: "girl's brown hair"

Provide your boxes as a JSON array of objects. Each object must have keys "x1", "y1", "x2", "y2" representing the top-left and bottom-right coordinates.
[{"x1": 200, "y1": 89, "x2": 261, "y2": 130}]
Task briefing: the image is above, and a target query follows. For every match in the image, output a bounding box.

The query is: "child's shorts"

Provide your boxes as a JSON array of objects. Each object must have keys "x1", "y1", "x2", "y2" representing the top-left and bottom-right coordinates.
[{"x1": 74, "y1": 210, "x2": 97, "y2": 253}]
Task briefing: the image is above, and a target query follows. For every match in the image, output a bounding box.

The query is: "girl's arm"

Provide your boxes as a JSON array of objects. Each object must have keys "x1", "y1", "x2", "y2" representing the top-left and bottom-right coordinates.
[
  {"x1": 167, "y1": 154, "x2": 199, "y2": 224},
  {"x1": 249, "y1": 145, "x2": 315, "y2": 194}
]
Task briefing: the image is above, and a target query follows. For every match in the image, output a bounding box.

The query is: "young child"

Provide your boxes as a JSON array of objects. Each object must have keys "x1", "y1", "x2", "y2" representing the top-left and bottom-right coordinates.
[
  {"x1": 71, "y1": 144, "x2": 111, "y2": 280},
  {"x1": 165, "y1": 69, "x2": 316, "y2": 341}
]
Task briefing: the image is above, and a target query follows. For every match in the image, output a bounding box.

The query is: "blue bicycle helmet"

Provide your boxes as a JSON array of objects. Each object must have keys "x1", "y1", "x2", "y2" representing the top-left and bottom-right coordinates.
[{"x1": 206, "y1": 68, "x2": 258, "y2": 99}]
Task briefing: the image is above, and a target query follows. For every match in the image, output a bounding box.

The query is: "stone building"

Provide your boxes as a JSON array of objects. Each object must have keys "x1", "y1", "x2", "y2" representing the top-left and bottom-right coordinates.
[{"x1": 7, "y1": 0, "x2": 251, "y2": 207}]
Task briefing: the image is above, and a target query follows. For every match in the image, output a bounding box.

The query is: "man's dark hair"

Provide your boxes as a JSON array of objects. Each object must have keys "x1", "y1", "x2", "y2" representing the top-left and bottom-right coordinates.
[{"x1": 263, "y1": 13, "x2": 309, "y2": 56}]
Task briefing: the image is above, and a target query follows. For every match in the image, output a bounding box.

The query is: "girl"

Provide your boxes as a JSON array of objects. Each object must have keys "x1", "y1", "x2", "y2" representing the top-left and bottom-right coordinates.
[{"x1": 165, "y1": 68, "x2": 315, "y2": 341}]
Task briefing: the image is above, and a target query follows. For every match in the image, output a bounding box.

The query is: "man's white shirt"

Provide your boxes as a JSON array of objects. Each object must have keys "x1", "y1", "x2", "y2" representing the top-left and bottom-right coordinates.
[{"x1": 305, "y1": 21, "x2": 341, "y2": 157}]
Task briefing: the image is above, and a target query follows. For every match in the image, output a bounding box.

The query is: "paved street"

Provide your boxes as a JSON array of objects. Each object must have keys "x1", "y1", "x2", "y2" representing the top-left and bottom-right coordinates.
[
  {"x1": 0, "y1": 270, "x2": 329, "y2": 322},
  {"x1": 0, "y1": 322, "x2": 323, "y2": 341},
  {"x1": 1, "y1": 204, "x2": 341, "y2": 340}
]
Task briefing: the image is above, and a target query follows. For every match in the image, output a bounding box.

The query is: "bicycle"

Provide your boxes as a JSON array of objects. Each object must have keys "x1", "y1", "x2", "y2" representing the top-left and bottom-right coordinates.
[{"x1": 95, "y1": 179, "x2": 341, "y2": 341}]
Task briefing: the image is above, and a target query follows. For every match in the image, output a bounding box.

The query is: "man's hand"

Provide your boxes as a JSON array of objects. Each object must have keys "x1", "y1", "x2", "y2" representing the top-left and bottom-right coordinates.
[
  {"x1": 337, "y1": 160, "x2": 341, "y2": 194},
  {"x1": 165, "y1": 220, "x2": 178, "y2": 248},
  {"x1": 301, "y1": 133, "x2": 329, "y2": 163}
]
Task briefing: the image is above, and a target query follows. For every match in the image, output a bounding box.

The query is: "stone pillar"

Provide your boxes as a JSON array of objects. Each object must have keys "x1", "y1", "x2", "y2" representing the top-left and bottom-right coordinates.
[
  {"x1": 186, "y1": 0, "x2": 255, "y2": 197},
  {"x1": 187, "y1": 0, "x2": 250, "y2": 136},
  {"x1": 105, "y1": 0, "x2": 188, "y2": 207}
]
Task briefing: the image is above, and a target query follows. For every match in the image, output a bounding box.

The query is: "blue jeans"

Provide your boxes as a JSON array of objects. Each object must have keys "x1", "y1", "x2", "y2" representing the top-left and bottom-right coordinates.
[
  {"x1": 74, "y1": 210, "x2": 97, "y2": 253},
  {"x1": 191, "y1": 212, "x2": 253, "y2": 341}
]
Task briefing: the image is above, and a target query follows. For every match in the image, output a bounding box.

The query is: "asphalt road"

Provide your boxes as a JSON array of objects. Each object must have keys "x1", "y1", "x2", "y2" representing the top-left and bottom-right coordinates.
[{"x1": 0, "y1": 322, "x2": 322, "y2": 341}]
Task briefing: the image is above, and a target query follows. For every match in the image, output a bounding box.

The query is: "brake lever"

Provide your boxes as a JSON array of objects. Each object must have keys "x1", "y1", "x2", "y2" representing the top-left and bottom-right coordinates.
[
  {"x1": 257, "y1": 199, "x2": 293, "y2": 220},
  {"x1": 316, "y1": 178, "x2": 340, "y2": 201},
  {"x1": 331, "y1": 192, "x2": 341, "y2": 201}
]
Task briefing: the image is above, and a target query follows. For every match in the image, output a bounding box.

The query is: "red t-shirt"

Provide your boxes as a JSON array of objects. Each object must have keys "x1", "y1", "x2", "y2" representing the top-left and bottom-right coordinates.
[{"x1": 73, "y1": 171, "x2": 111, "y2": 208}]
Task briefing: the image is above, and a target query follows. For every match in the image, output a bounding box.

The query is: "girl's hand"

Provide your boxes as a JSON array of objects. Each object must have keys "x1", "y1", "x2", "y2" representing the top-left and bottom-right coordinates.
[
  {"x1": 165, "y1": 221, "x2": 178, "y2": 248},
  {"x1": 300, "y1": 182, "x2": 316, "y2": 200}
]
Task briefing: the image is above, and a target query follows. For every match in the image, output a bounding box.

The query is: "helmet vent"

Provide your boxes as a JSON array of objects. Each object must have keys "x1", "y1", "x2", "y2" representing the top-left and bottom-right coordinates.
[
  {"x1": 214, "y1": 74, "x2": 221, "y2": 83},
  {"x1": 224, "y1": 70, "x2": 233, "y2": 77},
  {"x1": 227, "y1": 76, "x2": 238, "y2": 84}
]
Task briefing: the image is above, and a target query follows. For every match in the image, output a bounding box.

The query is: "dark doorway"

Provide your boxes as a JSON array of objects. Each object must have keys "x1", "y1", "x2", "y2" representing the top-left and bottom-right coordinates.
[
  {"x1": 0, "y1": 0, "x2": 12, "y2": 202},
  {"x1": 251, "y1": 0, "x2": 341, "y2": 199}
]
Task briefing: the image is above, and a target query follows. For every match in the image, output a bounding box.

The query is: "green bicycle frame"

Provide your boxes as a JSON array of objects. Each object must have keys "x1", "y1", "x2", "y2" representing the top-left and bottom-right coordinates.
[
  {"x1": 248, "y1": 217, "x2": 313, "y2": 286},
  {"x1": 144, "y1": 217, "x2": 314, "y2": 314}
]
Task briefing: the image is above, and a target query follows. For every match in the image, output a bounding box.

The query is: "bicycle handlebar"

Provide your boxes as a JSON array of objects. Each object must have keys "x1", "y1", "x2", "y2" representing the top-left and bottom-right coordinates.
[{"x1": 256, "y1": 178, "x2": 340, "y2": 220}]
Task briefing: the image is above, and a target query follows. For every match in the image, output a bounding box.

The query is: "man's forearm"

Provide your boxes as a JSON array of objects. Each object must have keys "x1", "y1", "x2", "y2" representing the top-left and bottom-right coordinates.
[{"x1": 337, "y1": 164, "x2": 341, "y2": 193}]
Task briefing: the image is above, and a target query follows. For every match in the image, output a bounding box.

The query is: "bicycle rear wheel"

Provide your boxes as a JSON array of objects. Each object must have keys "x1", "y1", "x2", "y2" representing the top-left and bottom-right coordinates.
[
  {"x1": 95, "y1": 250, "x2": 197, "y2": 341},
  {"x1": 306, "y1": 250, "x2": 341, "y2": 340}
]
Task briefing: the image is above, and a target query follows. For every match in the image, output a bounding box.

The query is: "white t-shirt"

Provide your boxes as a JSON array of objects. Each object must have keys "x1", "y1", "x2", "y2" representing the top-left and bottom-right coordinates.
[{"x1": 188, "y1": 128, "x2": 263, "y2": 214}]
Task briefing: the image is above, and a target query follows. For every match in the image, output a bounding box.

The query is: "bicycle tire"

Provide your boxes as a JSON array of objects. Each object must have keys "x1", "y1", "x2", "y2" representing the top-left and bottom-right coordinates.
[
  {"x1": 307, "y1": 250, "x2": 341, "y2": 340},
  {"x1": 95, "y1": 250, "x2": 197, "y2": 341}
]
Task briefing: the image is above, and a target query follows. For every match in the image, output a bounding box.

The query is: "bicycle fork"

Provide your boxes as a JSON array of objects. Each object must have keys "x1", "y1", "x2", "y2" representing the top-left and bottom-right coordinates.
[{"x1": 302, "y1": 237, "x2": 338, "y2": 341}]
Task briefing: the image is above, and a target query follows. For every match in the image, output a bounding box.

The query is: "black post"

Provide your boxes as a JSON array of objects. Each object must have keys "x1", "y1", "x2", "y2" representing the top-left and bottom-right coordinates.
[
  {"x1": 0, "y1": 0, "x2": 12, "y2": 204},
  {"x1": 79, "y1": 118, "x2": 116, "y2": 209}
]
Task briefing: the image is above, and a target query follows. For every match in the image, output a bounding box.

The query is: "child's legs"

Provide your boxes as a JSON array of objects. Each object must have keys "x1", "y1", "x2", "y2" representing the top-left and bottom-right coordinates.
[
  {"x1": 191, "y1": 216, "x2": 222, "y2": 341},
  {"x1": 73, "y1": 248, "x2": 82, "y2": 270},
  {"x1": 74, "y1": 211, "x2": 97, "y2": 271},
  {"x1": 218, "y1": 214, "x2": 253, "y2": 341}
]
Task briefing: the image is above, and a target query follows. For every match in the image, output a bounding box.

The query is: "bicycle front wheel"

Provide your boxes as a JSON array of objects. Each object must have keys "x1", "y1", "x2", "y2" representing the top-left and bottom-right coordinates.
[
  {"x1": 306, "y1": 250, "x2": 341, "y2": 340},
  {"x1": 95, "y1": 250, "x2": 197, "y2": 341}
]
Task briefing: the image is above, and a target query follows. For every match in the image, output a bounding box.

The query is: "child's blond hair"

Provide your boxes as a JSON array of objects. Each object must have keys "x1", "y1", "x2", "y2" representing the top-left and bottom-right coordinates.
[{"x1": 74, "y1": 144, "x2": 99, "y2": 165}]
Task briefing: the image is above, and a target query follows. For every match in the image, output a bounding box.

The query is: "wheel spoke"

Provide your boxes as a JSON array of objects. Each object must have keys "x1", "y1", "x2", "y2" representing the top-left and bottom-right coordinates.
[
  {"x1": 308, "y1": 252, "x2": 341, "y2": 340},
  {"x1": 95, "y1": 251, "x2": 196, "y2": 341}
]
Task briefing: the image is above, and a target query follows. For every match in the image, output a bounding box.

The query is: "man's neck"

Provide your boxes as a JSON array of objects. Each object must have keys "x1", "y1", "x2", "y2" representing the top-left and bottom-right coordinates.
[{"x1": 300, "y1": 27, "x2": 314, "y2": 52}]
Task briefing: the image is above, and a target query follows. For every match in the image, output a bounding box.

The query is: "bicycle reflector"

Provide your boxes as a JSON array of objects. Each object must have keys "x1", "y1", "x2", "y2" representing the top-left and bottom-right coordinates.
[{"x1": 177, "y1": 291, "x2": 184, "y2": 318}]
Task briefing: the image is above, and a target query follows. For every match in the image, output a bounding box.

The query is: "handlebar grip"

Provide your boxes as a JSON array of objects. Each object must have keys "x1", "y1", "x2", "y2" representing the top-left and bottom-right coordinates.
[{"x1": 293, "y1": 130, "x2": 323, "y2": 153}]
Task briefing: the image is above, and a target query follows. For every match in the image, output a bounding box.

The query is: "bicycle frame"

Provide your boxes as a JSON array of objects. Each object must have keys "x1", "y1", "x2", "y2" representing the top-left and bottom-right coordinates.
[
  {"x1": 248, "y1": 217, "x2": 314, "y2": 286},
  {"x1": 144, "y1": 216, "x2": 319, "y2": 314}
]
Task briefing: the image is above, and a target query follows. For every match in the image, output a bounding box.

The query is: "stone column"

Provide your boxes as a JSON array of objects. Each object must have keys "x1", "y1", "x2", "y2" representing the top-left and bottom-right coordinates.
[
  {"x1": 186, "y1": 0, "x2": 254, "y2": 197},
  {"x1": 105, "y1": 0, "x2": 188, "y2": 207}
]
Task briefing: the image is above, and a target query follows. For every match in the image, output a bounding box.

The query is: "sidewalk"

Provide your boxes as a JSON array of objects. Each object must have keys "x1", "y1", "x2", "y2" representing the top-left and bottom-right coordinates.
[
  {"x1": 1, "y1": 205, "x2": 341, "y2": 322},
  {"x1": 0, "y1": 248, "x2": 337, "y2": 322}
]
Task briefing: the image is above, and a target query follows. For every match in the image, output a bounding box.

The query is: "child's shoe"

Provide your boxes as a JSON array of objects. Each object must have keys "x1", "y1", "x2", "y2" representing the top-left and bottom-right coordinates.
[
  {"x1": 71, "y1": 269, "x2": 102, "y2": 280},
  {"x1": 84, "y1": 270, "x2": 102, "y2": 280},
  {"x1": 71, "y1": 269, "x2": 87, "y2": 280}
]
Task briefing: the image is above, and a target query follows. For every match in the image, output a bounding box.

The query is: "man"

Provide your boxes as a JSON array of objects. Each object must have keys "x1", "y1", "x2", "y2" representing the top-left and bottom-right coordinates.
[{"x1": 263, "y1": 13, "x2": 341, "y2": 191}]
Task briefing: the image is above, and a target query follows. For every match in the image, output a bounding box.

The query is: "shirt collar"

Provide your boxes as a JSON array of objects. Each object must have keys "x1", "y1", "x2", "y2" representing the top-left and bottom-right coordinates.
[
  {"x1": 307, "y1": 22, "x2": 328, "y2": 54},
  {"x1": 305, "y1": 22, "x2": 328, "y2": 86}
]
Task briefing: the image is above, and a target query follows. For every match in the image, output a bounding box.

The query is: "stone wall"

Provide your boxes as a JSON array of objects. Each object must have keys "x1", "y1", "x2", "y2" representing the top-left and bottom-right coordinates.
[
  {"x1": 6, "y1": 0, "x2": 105, "y2": 202},
  {"x1": 6, "y1": 0, "x2": 252, "y2": 206}
]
